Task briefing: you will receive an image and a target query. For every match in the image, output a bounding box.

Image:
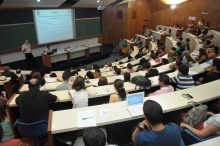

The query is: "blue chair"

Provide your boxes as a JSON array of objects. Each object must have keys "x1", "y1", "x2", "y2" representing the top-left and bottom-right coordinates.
[
  {"x1": 14, "y1": 119, "x2": 48, "y2": 145},
  {"x1": 181, "y1": 128, "x2": 220, "y2": 145}
]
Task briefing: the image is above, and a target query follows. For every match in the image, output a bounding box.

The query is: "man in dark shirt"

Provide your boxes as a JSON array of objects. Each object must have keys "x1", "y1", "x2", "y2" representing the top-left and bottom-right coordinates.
[
  {"x1": 132, "y1": 100, "x2": 181, "y2": 146},
  {"x1": 196, "y1": 58, "x2": 220, "y2": 85},
  {"x1": 1, "y1": 66, "x2": 18, "y2": 80},
  {"x1": 143, "y1": 62, "x2": 159, "y2": 78},
  {"x1": 1, "y1": 66, "x2": 19, "y2": 92},
  {"x1": 16, "y1": 79, "x2": 59, "y2": 123}
]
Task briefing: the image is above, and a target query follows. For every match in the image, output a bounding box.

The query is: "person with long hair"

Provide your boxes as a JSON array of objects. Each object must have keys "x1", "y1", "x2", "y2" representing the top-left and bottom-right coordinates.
[
  {"x1": 197, "y1": 48, "x2": 208, "y2": 64},
  {"x1": 109, "y1": 79, "x2": 127, "y2": 103},
  {"x1": 68, "y1": 76, "x2": 88, "y2": 108},
  {"x1": 185, "y1": 54, "x2": 198, "y2": 67},
  {"x1": 98, "y1": 77, "x2": 108, "y2": 86},
  {"x1": 180, "y1": 100, "x2": 220, "y2": 139}
]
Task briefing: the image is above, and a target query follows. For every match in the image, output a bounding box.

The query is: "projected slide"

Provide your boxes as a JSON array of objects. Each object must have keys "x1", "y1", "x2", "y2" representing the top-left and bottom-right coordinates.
[{"x1": 33, "y1": 9, "x2": 75, "y2": 44}]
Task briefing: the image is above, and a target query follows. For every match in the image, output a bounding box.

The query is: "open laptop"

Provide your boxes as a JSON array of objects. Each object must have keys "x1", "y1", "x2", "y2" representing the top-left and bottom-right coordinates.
[
  {"x1": 127, "y1": 92, "x2": 144, "y2": 117},
  {"x1": 52, "y1": 48, "x2": 57, "y2": 53}
]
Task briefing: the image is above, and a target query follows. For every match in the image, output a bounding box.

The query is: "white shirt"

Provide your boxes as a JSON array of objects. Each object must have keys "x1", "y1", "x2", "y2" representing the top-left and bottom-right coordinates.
[
  {"x1": 45, "y1": 47, "x2": 52, "y2": 53},
  {"x1": 22, "y1": 43, "x2": 32, "y2": 53},
  {"x1": 204, "y1": 113, "x2": 220, "y2": 135},
  {"x1": 70, "y1": 89, "x2": 88, "y2": 108}
]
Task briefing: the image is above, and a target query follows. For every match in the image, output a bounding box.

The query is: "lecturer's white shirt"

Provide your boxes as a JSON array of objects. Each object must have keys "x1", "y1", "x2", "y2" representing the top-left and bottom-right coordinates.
[{"x1": 22, "y1": 43, "x2": 32, "y2": 53}]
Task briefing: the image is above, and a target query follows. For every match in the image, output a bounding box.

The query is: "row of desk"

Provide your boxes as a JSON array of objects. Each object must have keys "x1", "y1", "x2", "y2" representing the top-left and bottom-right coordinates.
[
  {"x1": 6, "y1": 32, "x2": 220, "y2": 145},
  {"x1": 46, "y1": 79, "x2": 220, "y2": 145},
  {"x1": 42, "y1": 42, "x2": 103, "y2": 68}
]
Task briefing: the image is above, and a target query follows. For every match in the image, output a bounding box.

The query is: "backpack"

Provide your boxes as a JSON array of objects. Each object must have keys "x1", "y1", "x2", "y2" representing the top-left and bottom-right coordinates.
[
  {"x1": 183, "y1": 101, "x2": 208, "y2": 127},
  {"x1": 131, "y1": 75, "x2": 151, "y2": 90}
]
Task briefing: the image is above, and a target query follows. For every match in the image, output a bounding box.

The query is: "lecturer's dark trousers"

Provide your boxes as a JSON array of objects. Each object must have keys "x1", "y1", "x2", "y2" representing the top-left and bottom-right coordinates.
[{"x1": 25, "y1": 53, "x2": 37, "y2": 68}]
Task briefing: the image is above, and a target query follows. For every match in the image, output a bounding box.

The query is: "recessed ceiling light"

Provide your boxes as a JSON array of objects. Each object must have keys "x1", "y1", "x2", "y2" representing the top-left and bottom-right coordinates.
[
  {"x1": 97, "y1": 0, "x2": 100, "y2": 2},
  {"x1": 37, "y1": 0, "x2": 40, "y2": 2},
  {"x1": 171, "y1": 5, "x2": 176, "y2": 9}
]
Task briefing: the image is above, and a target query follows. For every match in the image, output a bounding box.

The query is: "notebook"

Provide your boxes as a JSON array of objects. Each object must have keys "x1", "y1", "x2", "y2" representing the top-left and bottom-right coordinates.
[{"x1": 127, "y1": 92, "x2": 144, "y2": 117}]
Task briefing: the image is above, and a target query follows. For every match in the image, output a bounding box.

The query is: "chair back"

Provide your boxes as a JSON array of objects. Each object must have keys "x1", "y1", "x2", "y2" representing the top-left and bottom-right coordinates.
[
  {"x1": 14, "y1": 119, "x2": 48, "y2": 138},
  {"x1": 181, "y1": 128, "x2": 220, "y2": 145}
]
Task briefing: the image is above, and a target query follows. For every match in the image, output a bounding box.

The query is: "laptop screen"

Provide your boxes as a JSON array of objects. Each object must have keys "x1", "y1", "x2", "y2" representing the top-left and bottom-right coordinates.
[
  {"x1": 53, "y1": 48, "x2": 57, "y2": 52},
  {"x1": 127, "y1": 92, "x2": 144, "y2": 106}
]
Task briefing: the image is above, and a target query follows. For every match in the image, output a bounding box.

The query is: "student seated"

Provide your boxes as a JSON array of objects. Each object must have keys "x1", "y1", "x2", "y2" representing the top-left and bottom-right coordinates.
[
  {"x1": 185, "y1": 54, "x2": 198, "y2": 67},
  {"x1": 1, "y1": 66, "x2": 19, "y2": 92},
  {"x1": 83, "y1": 127, "x2": 107, "y2": 146},
  {"x1": 124, "y1": 63, "x2": 135, "y2": 73},
  {"x1": 98, "y1": 77, "x2": 108, "y2": 86},
  {"x1": 0, "y1": 90, "x2": 7, "y2": 102},
  {"x1": 203, "y1": 39, "x2": 214, "y2": 49},
  {"x1": 86, "y1": 71, "x2": 94, "y2": 79},
  {"x1": 207, "y1": 46, "x2": 218, "y2": 60},
  {"x1": 196, "y1": 48, "x2": 208, "y2": 64},
  {"x1": 92, "y1": 64, "x2": 99, "y2": 70},
  {"x1": 161, "y1": 58, "x2": 169, "y2": 65},
  {"x1": 171, "y1": 65, "x2": 195, "y2": 90},
  {"x1": 109, "y1": 79, "x2": 127, "y2": 103},
  {"x1": 93, "y1": 69, "x2": 101, "y2": 79},
  {"x1": 157, "y1": 46, "x2": 166, "y2": 58},
  {"x1": 68, "y1": 76, "x2": 88, "y2": 108},
  {"x1": 148, "y1": 74, "x2": 174, "y2": 96},
  {"x1": 114, "y1": 68, "x2": 122, "y2": 76},
  {"x1": 120, "y1": 44, "x2": 130, "y2": 55},
  {"x1": 0, "y1": 125, "x2": 22, "y2": 146},
  {"x1": 31, "y1": 72, "x2": 46, "y2": 87},
  {"x1": 124, "y1": 72, "x2": 131, "y2": 82},
  {"x1": 0, "y1": 99, "x2": 15, "y2": 143},
  {"x1": 180, "y1": 111, "x2": 220, "y2": 138},
  {"x1": 16, "y1": 79, "x2": 59, "y2": 123},
  {"x1": 195, "y1": 58, "x2": 220, "y2": 85},
  {"x1": 56, "y1": 71, "x2": 72, "y2": 91},
  {"x1": 143, "y1": 62, "x2": 159, "y2": 78},
  {"x1": 132, "y1": 100, "x2": 181, "y2": 146},
  {"x1": 182, "y1": 39, "x2": 190, "y2": 57},
  {"x1": 168, "y1": 47, "x2": 176, "y2": 62}
]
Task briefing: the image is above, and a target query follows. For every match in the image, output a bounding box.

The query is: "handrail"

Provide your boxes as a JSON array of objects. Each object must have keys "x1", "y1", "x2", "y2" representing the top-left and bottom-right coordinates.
[{"x1": 207, "y1": 26, "x2": 220, "y2": 30}]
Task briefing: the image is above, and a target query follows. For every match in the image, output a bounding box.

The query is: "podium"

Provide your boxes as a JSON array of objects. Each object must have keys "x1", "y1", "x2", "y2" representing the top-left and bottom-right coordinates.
[{"x1": 42, "y1": 43, "x2": 103, "y2": 68}]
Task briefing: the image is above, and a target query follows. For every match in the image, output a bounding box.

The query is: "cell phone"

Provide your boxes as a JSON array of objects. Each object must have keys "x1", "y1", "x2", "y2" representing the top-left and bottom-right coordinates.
[{"x1": 182, "y1": 93, "x2": 193, "y2": 99}]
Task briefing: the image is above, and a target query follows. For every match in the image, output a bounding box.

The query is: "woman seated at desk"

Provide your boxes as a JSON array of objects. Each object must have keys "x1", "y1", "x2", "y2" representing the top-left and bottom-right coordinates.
[
  {"x1": 68, "y1": 76, "x2": 88, "y2": 108},
  {"x1": 207, "y1": 47, "x2": 218, "y2": 60},
  {"x1": 180, "y1": 107, "x2": 220, "y2": 138},
  {"x1": 196, "y1": 48, "x2": 208, "y2": 64},
  {"x1": 109, "y1": 79, "x2": 127, "y2": 103}
]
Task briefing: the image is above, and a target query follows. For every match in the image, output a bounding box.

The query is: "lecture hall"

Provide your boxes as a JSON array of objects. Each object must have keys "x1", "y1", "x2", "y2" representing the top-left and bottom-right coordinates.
[{"x1": 0, "y1": 0, "x2": 220, "y2": 146}]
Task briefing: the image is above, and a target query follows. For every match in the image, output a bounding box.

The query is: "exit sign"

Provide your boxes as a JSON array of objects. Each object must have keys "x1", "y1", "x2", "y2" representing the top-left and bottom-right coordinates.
[{"x1": 202, "y1": 11, "x2": 208, "y2": 15}]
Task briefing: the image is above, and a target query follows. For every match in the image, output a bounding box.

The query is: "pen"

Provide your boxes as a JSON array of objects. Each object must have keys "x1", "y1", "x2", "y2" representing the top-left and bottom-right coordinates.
[{"x1": 82, "y1": 117, "x2": 94, "y2": 120}]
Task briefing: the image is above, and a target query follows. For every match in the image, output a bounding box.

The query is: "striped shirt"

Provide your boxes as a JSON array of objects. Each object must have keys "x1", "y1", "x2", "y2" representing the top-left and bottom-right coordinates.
[{"x1": 171, "y1": 75, "x2": 195, "y2": 90}]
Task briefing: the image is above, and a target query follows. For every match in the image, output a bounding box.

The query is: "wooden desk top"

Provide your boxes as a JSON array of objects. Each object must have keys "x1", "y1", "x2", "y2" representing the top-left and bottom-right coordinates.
[{"x1": 51, "y1": 80, "x2": 220, "y2": 134}]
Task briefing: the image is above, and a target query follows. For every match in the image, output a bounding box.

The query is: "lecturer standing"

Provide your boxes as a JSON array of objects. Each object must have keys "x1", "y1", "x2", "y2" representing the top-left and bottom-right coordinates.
[{"x1": 22, "y1": 39, "x2": 37, "y2": 68}]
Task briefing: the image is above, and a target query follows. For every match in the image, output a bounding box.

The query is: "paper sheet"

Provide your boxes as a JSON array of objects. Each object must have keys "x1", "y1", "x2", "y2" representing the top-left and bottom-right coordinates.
[
  {"x1": 86, "y1": 86, "x2": 96, "y2": 95},
  {"x1": 138, "y1": 71, "x2": 146, "y2": 76},
  {"x1": 44, "y1": 78, "x2": 55, "y2": 83},
  {"x1": 188, "y1": 70, "x2": 198, "y2": 75},
  {"x1": 107, "y1": 72, "x2": 114, "y2": 75},
  {"x1": 99, "y1": 109, "x2": 109, "y2": 117},
  {"x1": 90, "y1": 79, "x2": 99, "y2": 86},
  {"x1": 77, "y1": 110, "x2": 96, "y2": 127},
  {"x1": 115, "y1": 75, "x2": 124, "y2": 80},
  {"x1": 100, "y1": 86, "x2": 115, "y2": 95},
  {"x1": 200, "y1": 63, "x2": 210, "y2": 69}
]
